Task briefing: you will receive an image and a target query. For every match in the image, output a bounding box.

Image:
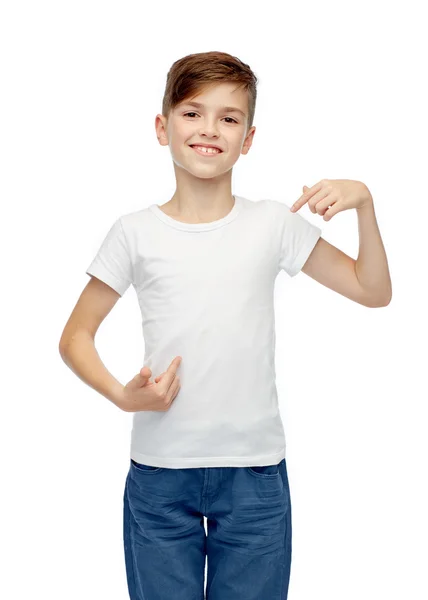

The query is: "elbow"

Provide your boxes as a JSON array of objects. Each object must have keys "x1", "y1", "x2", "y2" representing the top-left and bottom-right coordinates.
[
  {"x1": 59, "y1": 339, "x2": 68, "y2": 359},
  {"x1": 59, "y1": 331, "x2": 72, "y2": 359},
  {"x1": 369, "y1": 292, "x2": 392, "y2": 308},
  {"x1": 379, "y1": 285, "x2": 393, "y2": 307}
]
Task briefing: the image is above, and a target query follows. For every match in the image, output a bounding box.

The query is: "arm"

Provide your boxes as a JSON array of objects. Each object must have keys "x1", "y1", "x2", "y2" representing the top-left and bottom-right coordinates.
[
  {"x1": 301, "y1": 197, "x2": 392, "y2": 308},
  {"x1": 59, "y1": 277, "x2": 126, "y2": 410},
  {"x1": 59, "y1": 328, "x2": 126, "y2": 409},
  {"x1": 354, "y1": 198, "x2": 392, "y2": 305}
]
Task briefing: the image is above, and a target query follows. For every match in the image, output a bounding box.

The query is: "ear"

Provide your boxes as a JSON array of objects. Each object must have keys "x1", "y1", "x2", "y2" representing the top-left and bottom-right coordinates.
[{"x1": 155, "y1": 114, "x2": 169, "y2": 146}]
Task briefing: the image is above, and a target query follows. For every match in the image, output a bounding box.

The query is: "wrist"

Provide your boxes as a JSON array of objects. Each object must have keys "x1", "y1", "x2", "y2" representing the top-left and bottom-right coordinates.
[
  {"x1": 111, "y1": 382, "x2": 128, "y2": 411},
  {"x1": 357, "y1": 187, "x2": 374, "y2": 212}
]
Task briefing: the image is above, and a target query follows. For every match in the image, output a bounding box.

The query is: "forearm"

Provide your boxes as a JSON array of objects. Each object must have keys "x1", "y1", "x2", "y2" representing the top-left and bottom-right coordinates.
[
  {"x1": 355, "y1": 197, "x2": 392, "y2": 305},
  {"x1": 59, "y1": 329, "x2": 125, "y2": 410}
]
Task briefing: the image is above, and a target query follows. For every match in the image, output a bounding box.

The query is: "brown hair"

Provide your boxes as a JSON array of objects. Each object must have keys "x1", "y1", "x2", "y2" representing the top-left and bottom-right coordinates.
[{"x1": 161, "y1": 51, "x2": 259, "y2": 133}]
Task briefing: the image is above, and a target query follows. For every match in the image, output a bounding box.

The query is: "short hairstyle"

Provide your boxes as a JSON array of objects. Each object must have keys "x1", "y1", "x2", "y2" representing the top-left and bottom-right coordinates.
[{"x1": 161, "y1": 51, "x2": 259, "y2": 133}]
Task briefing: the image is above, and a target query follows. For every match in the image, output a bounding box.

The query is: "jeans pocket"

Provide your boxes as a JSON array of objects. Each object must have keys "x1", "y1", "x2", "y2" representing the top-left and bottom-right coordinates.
[
  {"x1": 131, "y1": 459, "x2": 163, "y2": 473},
  {"x1": 246, "y1": 463, "x2": 280, "y2": 477}
]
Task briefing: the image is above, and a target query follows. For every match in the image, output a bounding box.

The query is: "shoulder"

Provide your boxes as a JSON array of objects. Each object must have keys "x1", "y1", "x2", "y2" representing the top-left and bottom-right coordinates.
[
  {"x1": 239, "y1": 195, "x2": 289, "y2": 217},
  {"x1": 118, "y1": 207, "x2": 153, "y2": 234},
  {"x1": 264, "y1": 198, "x2": 293, "y2": 217}
]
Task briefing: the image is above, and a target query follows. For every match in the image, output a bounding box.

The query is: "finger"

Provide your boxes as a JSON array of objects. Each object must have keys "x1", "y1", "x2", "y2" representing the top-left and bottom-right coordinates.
[
  {"x1": 291, "y1": 182, "x2": 322, "y2": 212},
  {"x1": 290, "y1": 191, "x2": 309, "y2": 213},
  {"x1": 164, "y1": 376, "x2": 181, "y2": 408},
  {"x1": 158, "y1": 356, "x2": 182, "y2": 393},
  {"x1": 129, "y1": 366, "x2": 151, "y2": 389},
  {"x1": 157, "y1": 358, "x2": 180, "y2": 382},
  {"x1": 170, "y1": 356, "x2": 182, "y2": 370}
]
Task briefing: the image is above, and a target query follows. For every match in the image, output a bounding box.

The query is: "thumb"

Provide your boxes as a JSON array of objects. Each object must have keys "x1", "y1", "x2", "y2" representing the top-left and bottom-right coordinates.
[
  {"x1": 303, "y1": 185, "x2": 309, "y2": 192},
  {"x1": 131, "y1": 366, "x2": 152, "y2": 388}
]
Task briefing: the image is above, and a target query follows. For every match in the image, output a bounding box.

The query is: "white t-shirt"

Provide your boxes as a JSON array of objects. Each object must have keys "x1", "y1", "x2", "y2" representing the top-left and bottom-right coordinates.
[{"x1": 86, "y1": 195, "x2": 322, "y2": 468}]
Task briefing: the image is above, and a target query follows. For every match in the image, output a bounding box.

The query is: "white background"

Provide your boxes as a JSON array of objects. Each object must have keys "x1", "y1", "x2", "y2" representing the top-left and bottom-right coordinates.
[{"x1": 2, "y1": 1, "x2": 427, "y2": 598}]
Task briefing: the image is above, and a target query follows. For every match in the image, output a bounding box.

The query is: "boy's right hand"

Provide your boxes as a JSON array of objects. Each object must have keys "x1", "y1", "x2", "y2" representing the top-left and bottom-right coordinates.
[{"x1": 120, "y1": 356, "x2": 182, "y2": 413}]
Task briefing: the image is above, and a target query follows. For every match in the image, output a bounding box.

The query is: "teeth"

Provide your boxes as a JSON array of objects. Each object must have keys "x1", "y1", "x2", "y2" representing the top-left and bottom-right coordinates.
[{"x1": 192, "y1": 145, "x2": 221, "y2": 154}]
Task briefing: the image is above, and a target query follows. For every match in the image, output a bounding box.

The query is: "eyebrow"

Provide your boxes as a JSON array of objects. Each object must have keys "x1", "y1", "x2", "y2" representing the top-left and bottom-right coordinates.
[{"x1": 181, "y1": 101, "x2": 247, "y2": 119}]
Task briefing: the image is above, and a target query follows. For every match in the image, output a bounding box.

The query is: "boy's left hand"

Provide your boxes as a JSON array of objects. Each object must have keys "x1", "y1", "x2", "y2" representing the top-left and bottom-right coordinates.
[{"x1": 290, "y1": 179, "x2": 373, "y2": 221}]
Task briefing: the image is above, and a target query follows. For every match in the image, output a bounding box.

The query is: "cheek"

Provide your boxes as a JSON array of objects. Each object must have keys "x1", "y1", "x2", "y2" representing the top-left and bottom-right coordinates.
[
  {"x1": 176, "y1": 127, "x2": 197, "y2": 147},
  {"x1": 230, "y1": 139, "x2": 245, "y2": 155}
]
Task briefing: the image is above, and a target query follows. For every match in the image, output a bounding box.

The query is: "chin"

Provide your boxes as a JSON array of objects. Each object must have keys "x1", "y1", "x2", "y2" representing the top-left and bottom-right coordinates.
[{"x1": 172, "y1": 157, "x2": 228, "y2": 177}]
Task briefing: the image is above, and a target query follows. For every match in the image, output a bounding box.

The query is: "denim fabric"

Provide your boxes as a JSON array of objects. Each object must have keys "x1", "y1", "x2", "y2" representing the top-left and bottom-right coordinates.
[{"x1": 123, "y1": 457, "x2": 292, "y2": 599}]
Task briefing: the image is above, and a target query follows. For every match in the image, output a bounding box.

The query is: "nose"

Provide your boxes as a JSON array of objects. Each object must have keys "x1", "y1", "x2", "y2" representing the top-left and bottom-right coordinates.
[{"x1": 198, "y1": 119, "x2": 220, "y2": 138}]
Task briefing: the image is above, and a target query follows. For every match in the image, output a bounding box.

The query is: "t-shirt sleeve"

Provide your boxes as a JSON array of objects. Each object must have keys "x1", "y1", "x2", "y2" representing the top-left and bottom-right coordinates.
[
  {"x1": 85, "y1": 217, "x2": 133, "y2": 297},
  {"x1": 277, "y1": 201, "x2": 322, "y2": 277}
]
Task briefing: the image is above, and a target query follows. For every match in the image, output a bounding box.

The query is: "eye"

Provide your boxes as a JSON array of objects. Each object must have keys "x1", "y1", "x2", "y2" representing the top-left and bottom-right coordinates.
[{"x1": 183, "y1": 112, "x2": 238, "y2": 124}]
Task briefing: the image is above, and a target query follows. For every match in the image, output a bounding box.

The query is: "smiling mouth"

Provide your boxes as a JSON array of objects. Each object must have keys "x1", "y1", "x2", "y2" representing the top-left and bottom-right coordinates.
[{"x1": 190, "y1": 145, "x2": 223, "y2": 156}]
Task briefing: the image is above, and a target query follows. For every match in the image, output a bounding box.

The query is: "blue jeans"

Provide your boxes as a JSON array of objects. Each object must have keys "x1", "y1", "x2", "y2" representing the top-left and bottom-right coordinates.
[{"x1": 123, "y1": 457, "x2": 292, "y2": 600}]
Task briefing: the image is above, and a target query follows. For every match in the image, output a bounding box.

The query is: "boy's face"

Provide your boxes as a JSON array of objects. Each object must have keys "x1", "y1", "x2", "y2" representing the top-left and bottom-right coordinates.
[{"x1": 155, "y1": 83, "x2": 256, "y2": 179}]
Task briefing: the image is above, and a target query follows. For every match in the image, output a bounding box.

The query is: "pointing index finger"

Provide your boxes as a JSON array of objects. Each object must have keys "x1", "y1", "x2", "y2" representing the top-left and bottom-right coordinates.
[
  {"x1": 290, "y1": 193, "x2": 307, "y2": 212},
  {"x1": 160, "y1": 356, "x2": 182, "y2": 390},
  {"x1": 290, "y1": 182, "x2": 321, "y2": 212}
]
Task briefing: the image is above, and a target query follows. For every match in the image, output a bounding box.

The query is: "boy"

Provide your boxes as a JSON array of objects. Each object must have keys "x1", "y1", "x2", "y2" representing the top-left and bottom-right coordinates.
[{"x1": 59, "y1": 51, "x2": 392, "y2": 600}]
